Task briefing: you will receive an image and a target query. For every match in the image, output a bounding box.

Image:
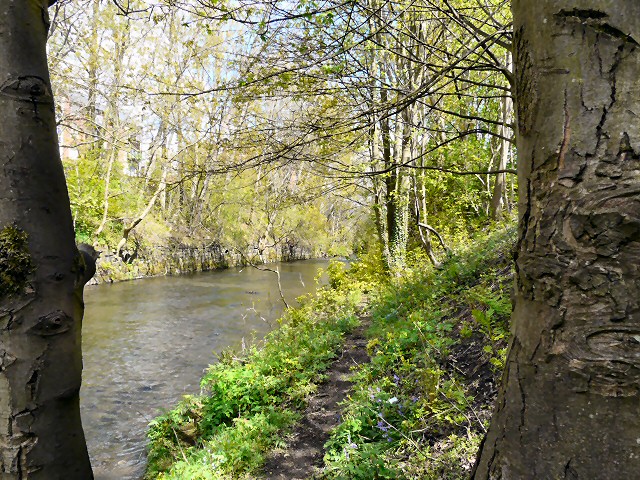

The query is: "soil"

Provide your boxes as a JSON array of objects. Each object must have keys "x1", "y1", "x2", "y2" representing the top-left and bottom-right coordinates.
[
  {"x1": 446, "y1": 331, "x2": 501, "y2": 428},
  {"x1": 261, "y1": 316, "x2": 371, "y2": 480}
]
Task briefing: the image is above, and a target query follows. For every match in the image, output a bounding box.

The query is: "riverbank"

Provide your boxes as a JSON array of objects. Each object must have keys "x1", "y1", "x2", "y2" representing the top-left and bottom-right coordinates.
[
  {"x1": 81, "y1": 259, "x2": 330, "y2": 479},
  {"x1": 144, "y1": 269, "x2": 365, "y2": 479},
  {"x1": 88, "y1": 240, "x2": 316, "y2": 285},
  {"x1": 144, "y1": 223, "x2": 516, "y2": 479}
]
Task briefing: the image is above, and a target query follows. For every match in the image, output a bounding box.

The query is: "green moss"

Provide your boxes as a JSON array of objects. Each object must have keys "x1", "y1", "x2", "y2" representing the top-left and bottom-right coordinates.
[{"x1": 0, "y1": 225, "x2": 34, "y2": 298}]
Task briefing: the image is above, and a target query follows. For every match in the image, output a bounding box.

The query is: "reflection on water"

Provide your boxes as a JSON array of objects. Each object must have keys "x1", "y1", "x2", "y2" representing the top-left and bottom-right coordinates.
[{"x1": 81, "y1": 260, "x2": 328, "y2": 479}]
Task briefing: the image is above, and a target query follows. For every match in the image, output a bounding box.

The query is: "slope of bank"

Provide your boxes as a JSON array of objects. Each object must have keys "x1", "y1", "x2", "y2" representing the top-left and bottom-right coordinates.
[
  {"x1": 317, "y1": 224, "x2": 515, "y2": 479},
  {"x1": 144, "y1": 223, "x2": 516, "y2": 479},
  {"x1": 144, "y1": 276, "x2": 366, "y2": 479}
]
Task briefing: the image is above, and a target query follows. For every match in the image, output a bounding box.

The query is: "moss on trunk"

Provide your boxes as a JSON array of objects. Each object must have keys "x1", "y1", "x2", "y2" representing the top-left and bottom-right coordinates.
[{"x1": 0, "y1": 226, "x2": 34, "y2": 298}]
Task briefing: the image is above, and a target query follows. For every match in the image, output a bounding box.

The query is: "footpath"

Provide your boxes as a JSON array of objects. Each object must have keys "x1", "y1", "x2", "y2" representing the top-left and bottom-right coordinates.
[{"x1": 262, "y1": 317, "x2": 371, "y2": 479}]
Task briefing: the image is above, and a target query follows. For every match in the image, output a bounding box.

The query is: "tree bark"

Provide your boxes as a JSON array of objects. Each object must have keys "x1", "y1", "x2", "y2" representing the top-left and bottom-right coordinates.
[
  {"x1": 474, "y1": 1, "x2": 640, "y2": 478},
  {"x1": 0, "y1": 1, "x2": 93, "y2": 478}
]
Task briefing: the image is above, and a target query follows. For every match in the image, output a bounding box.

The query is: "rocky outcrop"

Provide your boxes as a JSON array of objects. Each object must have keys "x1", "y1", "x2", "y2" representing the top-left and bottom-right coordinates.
[{"x1": 89, "y1": 241, "x2": 313, "y2": 284}]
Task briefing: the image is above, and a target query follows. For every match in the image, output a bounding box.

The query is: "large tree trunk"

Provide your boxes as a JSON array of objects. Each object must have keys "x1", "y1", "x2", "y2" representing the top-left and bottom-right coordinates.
[
  {"x1": 474, "y1": 2, "x2": 640, "y2": 478},
  {"x1": 0, "y1": 2, "x2": 93, "y2": 478}
]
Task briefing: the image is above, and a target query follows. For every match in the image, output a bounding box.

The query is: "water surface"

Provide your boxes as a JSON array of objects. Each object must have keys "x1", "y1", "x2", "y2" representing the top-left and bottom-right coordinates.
[{"x1": 81, "y1": 260, "x2": 328, "y2": 479}]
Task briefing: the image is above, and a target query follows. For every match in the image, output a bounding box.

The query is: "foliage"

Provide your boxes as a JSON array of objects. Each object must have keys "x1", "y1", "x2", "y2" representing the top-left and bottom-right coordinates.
[
  {"x1": 324, "y1": 249, "x2": 385, "y2": 294},
  {"x1": 145, "y1": 221, "x2": 516, "y2": 479},
  {"x1": 465, "y1": 285, "x2": 511, "y2": 371},
  {"x1": 145, "y1": 276, "x2": 363, "y2": 479},
  {"x1": 49, "y1": 0, "x2": 514, "y2": 275},
  {"x1": 50, "y1": 2, "x2": 366, "y2": 264},
  {"x1": 46, "y1": 0, "x2": 521, "y2": 473},
  {"x1": 0, "y1": 225, "x2": 34, "y2": 298}
]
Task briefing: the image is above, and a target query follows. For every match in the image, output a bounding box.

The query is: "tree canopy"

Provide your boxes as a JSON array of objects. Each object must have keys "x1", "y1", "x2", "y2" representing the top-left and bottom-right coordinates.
[{"x1": 48, "y1": 0, "x2": 515, "y2": 272}]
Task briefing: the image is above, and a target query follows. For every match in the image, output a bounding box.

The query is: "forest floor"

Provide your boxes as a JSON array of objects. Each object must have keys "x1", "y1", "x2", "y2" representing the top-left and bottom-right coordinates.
[{"x1": 261, "y1": 317, "x2": 371, "y2": 479}]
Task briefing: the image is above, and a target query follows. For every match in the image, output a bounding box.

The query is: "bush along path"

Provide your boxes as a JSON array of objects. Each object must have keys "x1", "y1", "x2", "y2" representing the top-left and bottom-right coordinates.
[{"x1": 144, "y1": 223, "x2": 516, "y2": 480}]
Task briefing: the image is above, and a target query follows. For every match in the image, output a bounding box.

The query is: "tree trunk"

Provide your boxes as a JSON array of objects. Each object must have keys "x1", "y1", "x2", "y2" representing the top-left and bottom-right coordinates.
[
  {"x1": 413, "y1": 161, "x2": 443, "y2": 267},
  {"x1": 94, "y1": 147, "x2": 116, "y2": 237},
  {"x1": 414, "y1": 203, "x2": 439, "y2": 268},
  {"x1": 489, "y1": 56, "x2": 513, "y2": 220},
  {"x1": 86, "y1": 0, "x2": 101, "y2": 140},
  {"x1": 0, "y1": 2, "x2": 93, "y2": 478},
  {"x1": 379, "y1": 85, "x2": 394, "y2": 268},
  {"x1": 384, "y1": 109, "x2": 411, "y2": 274},
  {"x1": 474, "y1": 2, "x2": 640, "y2": 478},
  {"x1": 116, "y1": 167, "x2": 167, "y2": 258}
]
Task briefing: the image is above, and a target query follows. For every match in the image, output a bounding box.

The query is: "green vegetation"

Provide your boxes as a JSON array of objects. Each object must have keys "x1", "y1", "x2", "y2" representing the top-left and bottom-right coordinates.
[
  {"x1": 47, "y1": 0, "x2": 519, "y2": 473},
  {"x1": 321, "y1": 223, "x2": 515, "y2": 479},
  {"x1": 145, "y1": 282, "x2": 364, "y2": 479},
  {"x1": 4, "y1": 0, "x2": 632, "y2": 475},
  {"x1": 48, "y1": 1, "x2": 514, "y2": 279},
  {"x1": 145, "y1": 222, "x2": 516, "y2": 479},
  {"x1": 0, "y1": 225, "x2": 34, "y2": 298}
]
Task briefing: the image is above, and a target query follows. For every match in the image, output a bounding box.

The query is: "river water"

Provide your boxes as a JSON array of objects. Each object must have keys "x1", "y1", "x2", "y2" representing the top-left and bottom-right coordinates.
[{"x1": 80, "y1": 260, "x2": 328, "y2": 480}]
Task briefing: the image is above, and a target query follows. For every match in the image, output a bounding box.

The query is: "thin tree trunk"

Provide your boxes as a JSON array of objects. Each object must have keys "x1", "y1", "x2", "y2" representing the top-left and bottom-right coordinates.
[
  {"x1": 489, "y1": 55, "x2": 513, "y2": 220},
  {"x1": 159, "y1": 140, "x2": 168, "y2": 214},
  {"x1": 94, "y1": 147, "x2": 116, "y2": 236},
  {"x1": 86, "y1": 0, "x2": 100, "y2": 140},
  {"x1": 372, "y1": 182, "x2": 387, "y2": 250},
  {"x1": 413, "y1": 172, "x2": 441, "y2": 267},
  {"x1": 117, "y1": 166, "x2": 167, "y2": 258},
  {"x1": 386, "y1": 111, "x2": 411, "y2": 274},
  {"x1": 380, "y1": 86, "x2": 394, "y2": 269},
  {"x1": 417, "y1": 222, "x2": 449, "y2": 253},
  {"x1": 94, "y1": 16, "x2": 128, "y2": 238},
  {"x1": 474, "y1": 2, "x2": 640, "y2": 478},
  {"x1": 0, "y1": 2, "x2": 93, "y2": 478}
]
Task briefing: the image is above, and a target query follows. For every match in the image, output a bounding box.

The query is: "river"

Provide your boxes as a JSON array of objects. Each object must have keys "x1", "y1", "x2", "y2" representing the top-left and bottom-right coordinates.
[{"x1": 80, "y1": 259, "x2": 329, "y2": 480}]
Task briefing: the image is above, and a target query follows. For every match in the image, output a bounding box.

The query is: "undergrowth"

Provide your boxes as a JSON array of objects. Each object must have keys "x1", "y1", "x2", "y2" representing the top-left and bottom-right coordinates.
[
  {"x1": 319, "y1": 223, "x2": 516, "y2": 479},
  {"x1": 145, "y1": 281, "x2": 363, "y2": 479},
  {"x1": 145, "y1": 222, "x2": 516, "y2": 479}
]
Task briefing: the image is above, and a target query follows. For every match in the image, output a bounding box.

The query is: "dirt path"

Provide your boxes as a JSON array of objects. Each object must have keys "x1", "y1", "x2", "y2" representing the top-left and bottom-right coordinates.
[{"x1": 261, "y1": 317, "x2": 371, "y2": 480}]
